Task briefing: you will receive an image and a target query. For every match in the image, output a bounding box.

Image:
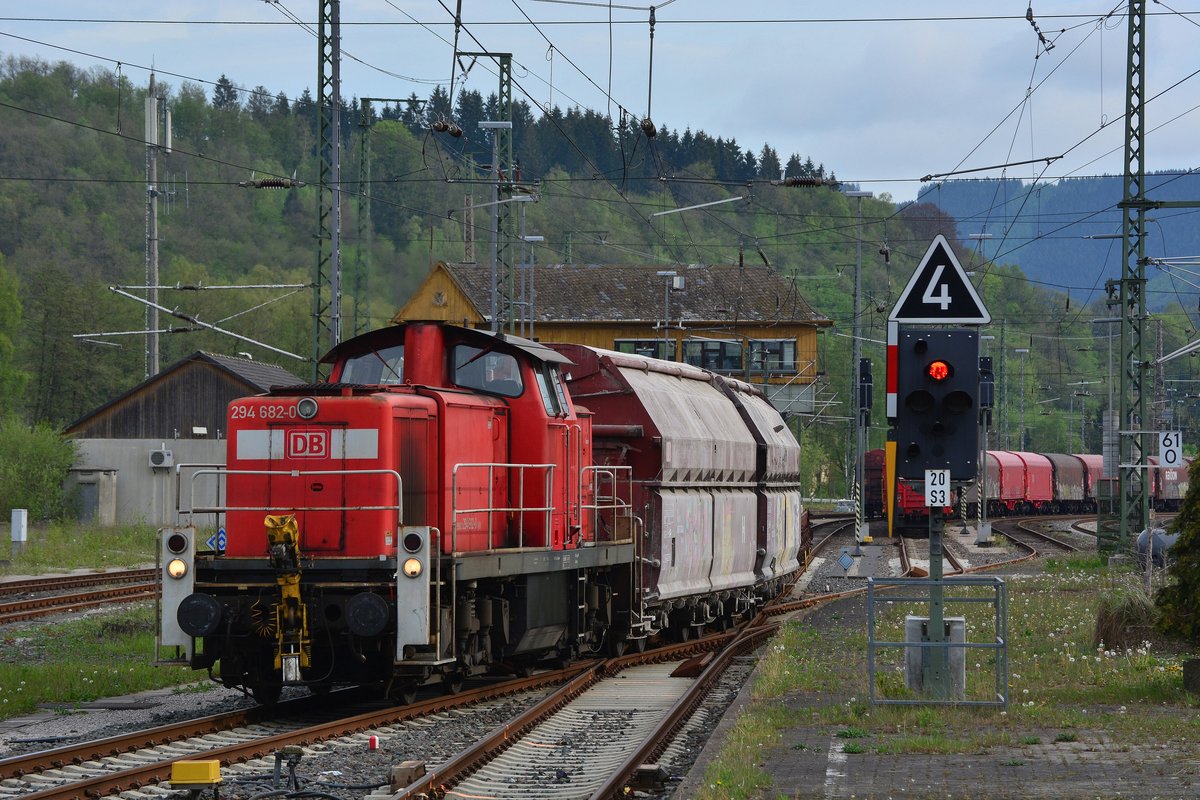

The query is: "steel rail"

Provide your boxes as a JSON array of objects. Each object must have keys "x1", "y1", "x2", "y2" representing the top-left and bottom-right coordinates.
[
  {"x1": 589, "y1": 622, "x2": 780, "y2": 800},
  {"x1": 12, "y1": 666, "x2": 596, "y2": 800},
  {"x1": 0, "y1": 569, "x2": 157, "y2": 597},
  {"x1": 388, "y1": 639, "x2": 721, "y2": 799},
  {"x1": 0, "y1": 584, "x2": 158, "y2": 625}
]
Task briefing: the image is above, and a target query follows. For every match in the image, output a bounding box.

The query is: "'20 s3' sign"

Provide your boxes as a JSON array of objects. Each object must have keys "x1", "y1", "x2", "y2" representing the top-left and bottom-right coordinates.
[{"x1": 287, "y1": 429, "x2": 329, "y2": 459}]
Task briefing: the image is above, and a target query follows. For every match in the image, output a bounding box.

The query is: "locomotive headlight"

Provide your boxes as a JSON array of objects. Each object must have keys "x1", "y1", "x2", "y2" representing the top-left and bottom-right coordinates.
[
  {"x1": 297, "y1": 397, "x2": 319, "y2": 419},
  {"x1": 402, "y1": 557, "x2": 423, "y2": 578},
  {"x1": 166, "y1": 558, "x2": 189, "y2": 579}
]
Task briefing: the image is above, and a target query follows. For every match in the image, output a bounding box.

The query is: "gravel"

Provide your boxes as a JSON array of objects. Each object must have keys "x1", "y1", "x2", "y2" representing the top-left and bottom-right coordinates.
[{"x1": 0, "y1": 683, "x2": 261, "y2": 757}]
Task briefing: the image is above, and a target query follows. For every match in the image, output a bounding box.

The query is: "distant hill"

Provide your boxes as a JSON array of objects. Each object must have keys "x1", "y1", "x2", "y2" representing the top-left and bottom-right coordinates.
[{"x1": 917, "y1": 173, "x2": 1200, "y2": 310}]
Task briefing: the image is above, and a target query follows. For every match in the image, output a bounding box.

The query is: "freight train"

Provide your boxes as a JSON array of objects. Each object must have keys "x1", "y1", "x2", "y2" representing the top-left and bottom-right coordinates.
[
  {"x1": 863, "y1": 448, "x2": 1190, "y2": 524},
  {"x1": 157, "y1": 321, "x2": 809, "y2": 703}
]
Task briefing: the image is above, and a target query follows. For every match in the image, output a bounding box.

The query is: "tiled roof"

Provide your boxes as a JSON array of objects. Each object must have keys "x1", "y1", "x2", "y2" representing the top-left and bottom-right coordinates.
[
  {"x1": 442, "y1": 262, "x2": 830, "y2": 325},
  {"x1": 197, "y1": 352, "x2": 304, "y2": 390}
]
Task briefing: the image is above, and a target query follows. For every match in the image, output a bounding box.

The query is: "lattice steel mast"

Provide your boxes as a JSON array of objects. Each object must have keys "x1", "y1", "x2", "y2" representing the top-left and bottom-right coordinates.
[{"x1": 313, "y1": 0, "x2": 342, "y2": 378}]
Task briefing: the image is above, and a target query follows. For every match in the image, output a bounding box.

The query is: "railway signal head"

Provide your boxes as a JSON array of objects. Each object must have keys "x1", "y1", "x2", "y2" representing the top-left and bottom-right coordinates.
[
  {"x1": 394, "y1": 526, "x2": 432, "y2": 659},
  {"x1": 894, "y1": 328, "x2": 980, "y2": 481}
]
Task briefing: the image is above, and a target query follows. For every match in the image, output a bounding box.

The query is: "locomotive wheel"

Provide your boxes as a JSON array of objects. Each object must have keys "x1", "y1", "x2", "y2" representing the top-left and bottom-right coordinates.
[
  {"x1": 250, "y1": 683, "x2": 282, "y2": 706},
  {"x1": 442, "y1": 673, "x2": 464, "y2": 694},
  {"x1": 609, "y1": 637, "x2": 627, "y2": 657}
]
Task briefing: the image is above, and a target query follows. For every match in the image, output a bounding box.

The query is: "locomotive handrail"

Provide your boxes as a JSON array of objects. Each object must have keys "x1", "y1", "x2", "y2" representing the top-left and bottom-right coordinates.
[
  {"x1": 450, "y1": 462, "x2": 555, "y2": 552},
  {"x1": 176, "y1": 466, "x2": 403, "y2": 520},
  {"x1": 581, "y1": 465, "x2": 636, "y2": 545}
]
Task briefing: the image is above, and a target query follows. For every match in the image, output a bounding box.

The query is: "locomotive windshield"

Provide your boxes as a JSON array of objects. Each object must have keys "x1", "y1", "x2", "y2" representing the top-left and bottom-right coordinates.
[
  {"x1": 340, "y1": 344, "x2": 405, "y2": 385},
  {"x1": 453, "y1": 344, "x2": 523, "y2": 397}
]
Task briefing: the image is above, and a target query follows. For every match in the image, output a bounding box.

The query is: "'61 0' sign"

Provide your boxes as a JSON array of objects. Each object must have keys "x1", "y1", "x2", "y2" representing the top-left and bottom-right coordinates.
[{"x1": 1159, "y1": 431, "x2": 1183, "y2": 467}]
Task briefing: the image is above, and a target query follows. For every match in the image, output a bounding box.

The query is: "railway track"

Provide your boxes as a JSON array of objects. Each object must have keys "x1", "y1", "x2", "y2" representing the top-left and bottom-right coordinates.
[
  {"x1": 992, "y1": 518, "x2": 1082, "y2": 560},
  {"x1": 0, "y1": 569, "x2": 156, "y2": 598},
  {"x1": 0, "y1": 583, "x2": 158, "y2": 626},
  {"x1": 0, "y1": 569, "x2": 159, "y2": 626},
  {"x1": 0, "y1": 670, "x2": 581, "y2": 800},
  {"x1": 0, "y1": 512, "x2": 1105, "y2": 800}
]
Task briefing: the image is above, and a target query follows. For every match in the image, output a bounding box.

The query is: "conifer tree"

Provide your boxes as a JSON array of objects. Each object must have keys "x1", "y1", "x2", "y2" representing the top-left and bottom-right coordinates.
[{"x1": 1156, "y1": 460, "x2": 1200, "y2": 645}]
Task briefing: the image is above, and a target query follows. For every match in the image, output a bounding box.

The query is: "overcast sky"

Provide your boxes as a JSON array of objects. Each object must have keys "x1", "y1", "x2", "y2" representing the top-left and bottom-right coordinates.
[{"x1": 2, "y1": 2, "x2": 1198, "y2": 203}]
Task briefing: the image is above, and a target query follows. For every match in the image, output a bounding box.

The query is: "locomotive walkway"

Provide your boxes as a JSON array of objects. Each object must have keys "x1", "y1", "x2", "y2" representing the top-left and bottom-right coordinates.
[{"x1": 671, "y1": 539, "x2": 1199, "y2": 800}]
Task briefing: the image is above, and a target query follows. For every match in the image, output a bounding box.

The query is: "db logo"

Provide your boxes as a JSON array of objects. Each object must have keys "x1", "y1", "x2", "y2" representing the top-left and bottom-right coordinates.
[{"x1": 287, "y1": 430, "x2": 329, "y2": 459}]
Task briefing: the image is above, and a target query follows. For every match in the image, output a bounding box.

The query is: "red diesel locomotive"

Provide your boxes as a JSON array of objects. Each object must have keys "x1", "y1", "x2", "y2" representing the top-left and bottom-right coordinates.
[{"x1": 157, "y1": 322, "x2": 807, "y2": 702}]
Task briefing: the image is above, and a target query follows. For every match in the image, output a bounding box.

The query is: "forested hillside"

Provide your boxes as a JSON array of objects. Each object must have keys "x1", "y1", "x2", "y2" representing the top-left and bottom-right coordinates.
[
  {"x1": 0, "y1": 54, "x2": 1196, "y2": 498},
  {"x1": 917, "y1": 174, "x2": 1200, "y2": 311}
]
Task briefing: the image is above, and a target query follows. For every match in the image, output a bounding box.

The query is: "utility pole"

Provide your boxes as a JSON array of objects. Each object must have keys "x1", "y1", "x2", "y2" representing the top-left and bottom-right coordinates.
[
  {"x1": 463, "y1": 52, "x2": 514, "y2": 332},
  {"x1": 144, "y1": 72, "x2": 163, "y2": 378},
  {"x1": 355, "y1": 98, "x2": 371, "y2": 338},
  {"x1": 997, "y1": 320, "x2": 1007, "y2": 447},
  {"x1": 845, "y1": 190, "x2": 872, "y2": 545},
  {"x1": 355, "y1": 97, "x2": 407, "y2": 336},
  {"x1": 1015, "y1": 348, "x2": 1029, "y2": 450}
]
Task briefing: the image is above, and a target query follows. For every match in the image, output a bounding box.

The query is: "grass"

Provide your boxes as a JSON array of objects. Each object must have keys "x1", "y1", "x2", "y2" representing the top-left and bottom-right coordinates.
[
  {"x1": 692, "y1": 554, "x2": 1200, "y2": 800},
  {"x1": 0, "y1": 605, "x2": 203, "y2": 718},
  {"x1": 0, "y1": 523, "x2": 203, "y2": 720},
  {"x1": 0, "y1": 521, "x2": 158, "y2": 575}
]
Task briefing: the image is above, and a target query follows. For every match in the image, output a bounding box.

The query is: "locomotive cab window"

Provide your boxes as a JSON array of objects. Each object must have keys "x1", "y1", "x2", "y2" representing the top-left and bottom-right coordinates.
[
  {"x1": 341, "y1": 344, "x2": 405, "y2": 385},
  {"x1": 534, "y1": 364, "x2": 570, "y2": 416},
  {"x1": 453, "y1": 345, "x2": 524, "y2": 397}
]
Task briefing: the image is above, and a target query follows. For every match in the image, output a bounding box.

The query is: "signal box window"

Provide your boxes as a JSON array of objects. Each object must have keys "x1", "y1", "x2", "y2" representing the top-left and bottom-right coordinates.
[
  {"x1": 748, "y1": 339, "x2": 796, "y2": 375},
  {"x1": 683, "y1": 339, "x2": 742, "y2": 372},
  {"x1": 453, "y1": 345, "x2": 524, "y2": 397},
  {"x1": 341, "y1": 344, "x2": 405, "y2": 385},
  {"x1": 614, "y1": 339, "x2": 676, "y2": 361}
]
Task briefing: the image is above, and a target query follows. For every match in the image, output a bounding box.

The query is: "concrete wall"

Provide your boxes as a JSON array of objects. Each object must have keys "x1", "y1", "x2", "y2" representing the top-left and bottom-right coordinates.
[{"x1": 71, "y1": 439, "x2": 226, "y2": 527}]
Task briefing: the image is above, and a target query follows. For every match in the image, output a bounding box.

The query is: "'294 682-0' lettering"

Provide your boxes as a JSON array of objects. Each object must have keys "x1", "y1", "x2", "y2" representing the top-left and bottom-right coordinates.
[{"x1": 231, "y1": 403, "x2": 299, "y2": 420}]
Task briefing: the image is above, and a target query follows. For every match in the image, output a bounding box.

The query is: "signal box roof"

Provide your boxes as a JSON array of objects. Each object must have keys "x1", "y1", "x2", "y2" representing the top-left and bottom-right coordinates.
[{"x1": 397, "y1": 262, "x2": 831, "y2": 327}]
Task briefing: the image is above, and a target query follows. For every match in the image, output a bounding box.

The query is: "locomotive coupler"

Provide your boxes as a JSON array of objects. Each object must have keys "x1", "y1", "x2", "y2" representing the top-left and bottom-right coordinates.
[{"x1": 264, "y1": 514, "x2": 311, "y2": 683}]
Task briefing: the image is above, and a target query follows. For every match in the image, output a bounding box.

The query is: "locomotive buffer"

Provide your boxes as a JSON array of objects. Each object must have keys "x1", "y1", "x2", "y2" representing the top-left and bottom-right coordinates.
[{"x1": 885, "y1": 235, "x2": 994, "y2": 701}]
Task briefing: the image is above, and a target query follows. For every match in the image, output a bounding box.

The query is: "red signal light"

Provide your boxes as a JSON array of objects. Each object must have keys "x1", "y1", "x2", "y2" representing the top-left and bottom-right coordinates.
[{"x1": 927, "y1": 360, "x2": 952, "y2": 381}]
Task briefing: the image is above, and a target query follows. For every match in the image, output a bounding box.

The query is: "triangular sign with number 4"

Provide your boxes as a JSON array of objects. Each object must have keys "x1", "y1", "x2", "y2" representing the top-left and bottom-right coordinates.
[{"x1": 889, "y1": 234, "x2": 991, "y2": 324}]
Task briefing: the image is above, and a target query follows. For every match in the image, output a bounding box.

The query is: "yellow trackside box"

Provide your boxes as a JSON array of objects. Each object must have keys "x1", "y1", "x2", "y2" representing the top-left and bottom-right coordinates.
[{"x1": 171, "y1": 760, "x2": 222, "y2": 785}]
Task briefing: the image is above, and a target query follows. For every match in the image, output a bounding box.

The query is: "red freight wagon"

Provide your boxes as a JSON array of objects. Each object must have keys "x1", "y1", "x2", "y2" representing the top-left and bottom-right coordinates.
[
  {"x1": 1149, "y1": 456, "x2": 1190, "y2": 511},
  {"x1": 1044, "y1": 453, "x2": 1088, "y2": 513},
  {"x1": 895, "y1": 478, "x2": 956, "y2": 522},
  {"x1": 1073, "y1": 454, "x2": 1105, "y2": 511},
  {"x1": 987, "y1": 451, "x2": 1026, "y2": 515},
  {"x1": 1011, "y1": 451, "x2": 1054, "y2": 513}
]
